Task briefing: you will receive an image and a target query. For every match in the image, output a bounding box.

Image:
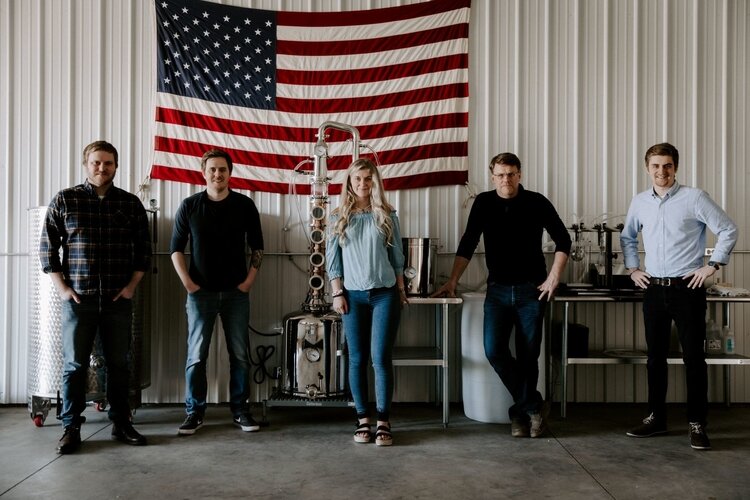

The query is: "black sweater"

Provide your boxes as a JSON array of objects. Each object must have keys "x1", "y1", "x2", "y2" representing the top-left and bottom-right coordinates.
[
  {"x1": 456, "y1": 185, "x2": 571, "y2": 285},
  {"x1": 170, "y1": 190, "x2": 264, "y2": 291}
]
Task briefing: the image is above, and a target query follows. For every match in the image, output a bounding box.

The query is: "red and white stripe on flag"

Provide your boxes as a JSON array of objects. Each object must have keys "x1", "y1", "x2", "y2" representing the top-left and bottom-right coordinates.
[{"x1": 151, "y1": 0, "x2": 470, "y2": 194}]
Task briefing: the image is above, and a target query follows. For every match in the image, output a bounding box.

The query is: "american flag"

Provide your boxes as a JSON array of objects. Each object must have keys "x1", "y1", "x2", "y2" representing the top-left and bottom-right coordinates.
[{"x1": 151, "y1": 0, "x2": 470, "y2": 194}]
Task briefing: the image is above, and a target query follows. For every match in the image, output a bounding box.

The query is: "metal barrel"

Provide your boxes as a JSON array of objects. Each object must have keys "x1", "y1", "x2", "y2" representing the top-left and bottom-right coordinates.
[{"x1": 26, "y1": 206, "x2": 151, "y2": 414}]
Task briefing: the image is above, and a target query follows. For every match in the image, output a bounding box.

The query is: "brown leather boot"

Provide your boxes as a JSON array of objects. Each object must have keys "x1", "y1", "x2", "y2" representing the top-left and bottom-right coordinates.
[{"x1": 56, "y1": 426, "x2": 81, "y2": 454}]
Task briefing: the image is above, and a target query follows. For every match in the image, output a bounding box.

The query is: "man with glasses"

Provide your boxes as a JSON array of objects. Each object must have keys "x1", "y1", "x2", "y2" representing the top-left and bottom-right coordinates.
[{"x1": 433, "y1": 152, "x2": 570, "y2": 438}]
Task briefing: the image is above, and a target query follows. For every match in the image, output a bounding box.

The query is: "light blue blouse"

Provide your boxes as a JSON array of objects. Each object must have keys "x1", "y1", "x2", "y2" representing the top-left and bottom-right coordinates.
[{"x1": 326, "y1": 211, "x2": 405, "y2": 291}]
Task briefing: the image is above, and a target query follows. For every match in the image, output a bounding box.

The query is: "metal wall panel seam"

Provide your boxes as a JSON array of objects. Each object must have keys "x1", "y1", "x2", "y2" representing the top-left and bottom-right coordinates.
[
  {"x1": 34, "y1": 0, "x2": 44, "y2": 207},
  {"x1": 603, "y1": 1, "x2": 610, "y2": 217},
  {"x1": 64, "y1": 1, "x2": 75, "y2": 192},
  {"x1": 661, "y1": 0, "x2": 669, "y2": 141},
  {"x1": 720, "y1": 0, "x2": 729, "y2": 208},
  {"x1": 543, "y1": 0, "x2": 551, "y2": 197},
  {"x1": 98, "y1": 1, "x2": 105, "y2": 137},
  {"x1": 690, "y1": 0, "x2": 698, "y2": 190},
  {"x1": 630, "y1": 0, "x2": 639, "y2": 197},
  {"x1": 573, "y1": 0, "x2": 581, "y2": 220},
  {"x1": 513, "y1": 0, "x2": 520, "y2": 152},
  {"x1": 0, "y1": 0, "x2": 16, "y2": 404}
]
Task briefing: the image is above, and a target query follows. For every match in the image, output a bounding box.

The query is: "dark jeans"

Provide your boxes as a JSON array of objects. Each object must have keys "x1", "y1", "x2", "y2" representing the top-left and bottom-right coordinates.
[
  {"x1": 643, "y1": 284, "x2": 708, "y2": 424},
  {"x1": 341, "y1": 287, "x2": 401, "y2": 420},
  {"x1": 60, "y1": 295, "x2": 133, "y2": 427},
  {"x1": 185, "y1": 288, "x2": 251, "y2": 417},
  {"x1": 483, "y1": 282, "x2": 545, "y2": 420}
]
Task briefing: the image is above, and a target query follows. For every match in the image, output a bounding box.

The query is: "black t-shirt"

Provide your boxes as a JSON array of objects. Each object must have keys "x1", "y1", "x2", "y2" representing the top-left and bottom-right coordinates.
[
  {"x1": 456, "y1": 185, "x2": 571, "y2": 285},
  {"x1": 170, "y1": 190, "x2": 264, "y2": 291}
]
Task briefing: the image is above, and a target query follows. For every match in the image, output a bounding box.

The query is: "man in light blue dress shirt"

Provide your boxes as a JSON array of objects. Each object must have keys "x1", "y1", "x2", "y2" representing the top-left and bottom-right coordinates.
[{"x1": 620, "y1": 142, "x2": 738, "y2": 450}]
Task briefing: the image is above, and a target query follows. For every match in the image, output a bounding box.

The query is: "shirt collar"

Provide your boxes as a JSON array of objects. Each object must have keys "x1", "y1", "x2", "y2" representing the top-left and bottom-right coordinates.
[
  {"x1": 82, "y1": 179, "x2": 98, "y2": 196},
  {"x1": 83, "y1": 179, "x2": 118, "y2": 198},
  {"x1": 651, "y1": 180, "x2": 681, "y2": 199},
  {"x1": 495, "y1": 184, "x2": 525, "y2": 200}
]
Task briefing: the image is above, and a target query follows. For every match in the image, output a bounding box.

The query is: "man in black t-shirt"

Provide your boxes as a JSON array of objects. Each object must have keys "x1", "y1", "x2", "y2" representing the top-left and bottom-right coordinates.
[
  {"x1": 433, "y1": 152, "x2": 570, "y2": 438},
  {"x1": 170, "y1": 149, "x2": 264, "y2": 435}
]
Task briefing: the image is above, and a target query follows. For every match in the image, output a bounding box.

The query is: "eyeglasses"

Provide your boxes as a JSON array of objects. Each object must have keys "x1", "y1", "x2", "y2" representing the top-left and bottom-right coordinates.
[{"x1": 492, "y1": 172, "x2": 518, "y2": 179}]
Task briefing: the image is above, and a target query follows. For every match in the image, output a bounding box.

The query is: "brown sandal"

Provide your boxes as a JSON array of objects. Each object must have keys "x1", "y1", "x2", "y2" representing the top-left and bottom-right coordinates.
[
  {"x1": 375, "y1": 423, "x2": 392, "y2": 446},
  {"x1": 353, "y1": 421, "x2": 372, "y2": 443}
]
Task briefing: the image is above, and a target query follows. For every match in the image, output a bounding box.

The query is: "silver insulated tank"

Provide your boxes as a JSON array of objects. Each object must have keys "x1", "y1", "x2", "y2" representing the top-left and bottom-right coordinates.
[{"x1": 26, "y1": 206, "x2": 152, "y2": 426}]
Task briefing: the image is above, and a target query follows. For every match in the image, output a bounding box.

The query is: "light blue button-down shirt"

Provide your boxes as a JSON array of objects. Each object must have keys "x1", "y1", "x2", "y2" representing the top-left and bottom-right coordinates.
[
  {"x1": 326, "y1": 211, "x2": 405, "y2": 291},
  {"x1": 620, "y1": 181, "x2": 738, "y2": 277}
]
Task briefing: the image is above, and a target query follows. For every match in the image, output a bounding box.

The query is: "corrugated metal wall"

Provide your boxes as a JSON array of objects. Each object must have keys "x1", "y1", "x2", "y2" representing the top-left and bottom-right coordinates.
[{"x1": 1, "y1": 0, "x2": 748, "y2": 407}]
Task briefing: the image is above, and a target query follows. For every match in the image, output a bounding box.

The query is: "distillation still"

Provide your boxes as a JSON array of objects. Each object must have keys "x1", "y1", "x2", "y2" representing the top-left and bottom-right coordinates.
[{"x1": 279, "y1": 122, "x2": 361, "y2": 400}]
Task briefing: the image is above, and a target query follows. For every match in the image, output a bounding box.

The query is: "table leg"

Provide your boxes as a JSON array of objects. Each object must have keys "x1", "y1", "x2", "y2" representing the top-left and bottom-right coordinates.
[
  {"x1": 561, "y1": 301, "x2": 569, "y2": 418},
  {"x1": 442, "y1": 303, "x2": 450, "y2": 427},
  {"x1": 722, "y1": 302, "x2": 731, "y2": 407}
]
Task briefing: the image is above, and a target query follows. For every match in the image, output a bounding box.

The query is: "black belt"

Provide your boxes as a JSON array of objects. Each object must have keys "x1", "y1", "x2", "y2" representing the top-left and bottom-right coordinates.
[{"x1": 649, "y1": 277, "x2": 686, "y2": 287}]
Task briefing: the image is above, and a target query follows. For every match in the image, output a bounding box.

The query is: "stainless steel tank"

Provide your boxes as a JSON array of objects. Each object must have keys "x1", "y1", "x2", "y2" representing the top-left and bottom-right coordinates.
[
  {"x1": 26, "y1": 206, "x2": 152, "y2": 426},
  {"x1": 402, "y1": 238, "x2": 439, "y2": 296},
  {"x1": 281, "y1": 311, "x2": 347, "y2": 398}
]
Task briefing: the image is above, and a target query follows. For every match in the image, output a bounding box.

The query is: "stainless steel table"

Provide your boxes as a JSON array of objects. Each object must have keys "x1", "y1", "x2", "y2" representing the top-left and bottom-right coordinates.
[
  {"x1": 552, "y1": 291, "x2": 750, "y2": 417},
  {"x1": 392, "y1": 297, "x2": 463, "y2": 427}
]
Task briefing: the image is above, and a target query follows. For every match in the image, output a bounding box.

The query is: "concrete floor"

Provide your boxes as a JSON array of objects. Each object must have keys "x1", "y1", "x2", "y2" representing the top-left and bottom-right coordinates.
[{"x1": 1, "y1": 402, "x2": 749, "y2": 499}]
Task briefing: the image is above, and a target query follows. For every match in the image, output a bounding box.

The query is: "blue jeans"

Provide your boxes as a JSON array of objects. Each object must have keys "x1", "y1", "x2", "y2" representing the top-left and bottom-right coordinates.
[
  {"x1": 341, "y1": 287, "x2": 401, "y2": 420},
  {"x1": 643, "y1": 284, "x2": 708, "y2": 424},
  {"x1": 483, "y1": 282, "x2": 545, "y2": 420},
  {"x1": 60, "y1": 296, "x2": 133, "y2": 427},
  {"x1": 185, "y1": 288, "x2": 251, "y2": 417}
]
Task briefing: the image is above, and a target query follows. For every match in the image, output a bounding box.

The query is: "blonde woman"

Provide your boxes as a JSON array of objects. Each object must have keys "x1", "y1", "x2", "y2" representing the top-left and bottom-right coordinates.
[{"x1": 326, "y1": 158, "x2": 407, "y2": 446}]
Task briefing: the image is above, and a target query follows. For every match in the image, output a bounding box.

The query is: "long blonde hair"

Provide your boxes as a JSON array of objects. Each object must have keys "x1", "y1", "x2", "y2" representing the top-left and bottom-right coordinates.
[{"x1": 331, "y1": 158, "x2": 395, "y2": 246}]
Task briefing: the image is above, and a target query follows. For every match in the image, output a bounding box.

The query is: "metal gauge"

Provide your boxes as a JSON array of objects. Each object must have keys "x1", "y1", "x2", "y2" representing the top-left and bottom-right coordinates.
[
  {"x1": 404, "y1": 267, "x2": 418, "y2": 280},
  {"x1": 305, "y1": 348, "x2": 321, "y2": 362}
]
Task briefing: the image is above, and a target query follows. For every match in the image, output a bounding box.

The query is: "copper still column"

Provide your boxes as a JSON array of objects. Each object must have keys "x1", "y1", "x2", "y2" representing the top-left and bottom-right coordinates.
[{"x1": 279, "y1": 122, "x2": 360, "y2": 399}]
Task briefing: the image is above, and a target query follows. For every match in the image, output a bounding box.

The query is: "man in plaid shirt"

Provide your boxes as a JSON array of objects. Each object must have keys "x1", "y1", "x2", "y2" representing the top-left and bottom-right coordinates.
[{"x1": 40, "y1": 140, "x2": 152, "y2": 454}]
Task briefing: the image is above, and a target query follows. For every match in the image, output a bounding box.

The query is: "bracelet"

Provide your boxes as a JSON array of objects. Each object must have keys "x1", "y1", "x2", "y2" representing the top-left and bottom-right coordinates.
[{"x1": 332, "y1": 289, "x2": 345, "y2": 297}]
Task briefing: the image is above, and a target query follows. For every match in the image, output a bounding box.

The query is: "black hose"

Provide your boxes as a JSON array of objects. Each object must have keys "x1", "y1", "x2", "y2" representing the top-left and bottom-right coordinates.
[{"x1": 246, "y1": 323, "x2": 282, "y2": 384}]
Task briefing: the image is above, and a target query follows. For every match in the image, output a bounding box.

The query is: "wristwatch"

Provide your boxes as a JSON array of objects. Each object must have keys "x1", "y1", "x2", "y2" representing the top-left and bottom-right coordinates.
[{"x1": 708, "y1": 261, "x2": 721, "y2": 270}]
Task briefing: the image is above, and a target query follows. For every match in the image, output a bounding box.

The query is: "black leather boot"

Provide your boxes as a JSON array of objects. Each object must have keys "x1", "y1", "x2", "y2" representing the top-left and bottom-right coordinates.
[{"x1": 111, "y1": 421, "x2": 147, "y2": 446}]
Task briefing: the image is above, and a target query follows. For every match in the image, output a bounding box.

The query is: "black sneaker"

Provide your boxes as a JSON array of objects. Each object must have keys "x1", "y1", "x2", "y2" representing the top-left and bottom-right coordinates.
[
  {"x1": 626, "y1": 413, "x2": 667, "y2": 437},
  {"x1": 178, "y1": 414, "x2": 203, "y2": 435},
  {"x1": 689, "y1": 422, "x2": 711, "y2": 450},
  {"x1": 56, "y1": 425, "x2": 81, "y2": 454},
  {"x1": 233, "y1": 413, "x2": 260, "y2": 432}
]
